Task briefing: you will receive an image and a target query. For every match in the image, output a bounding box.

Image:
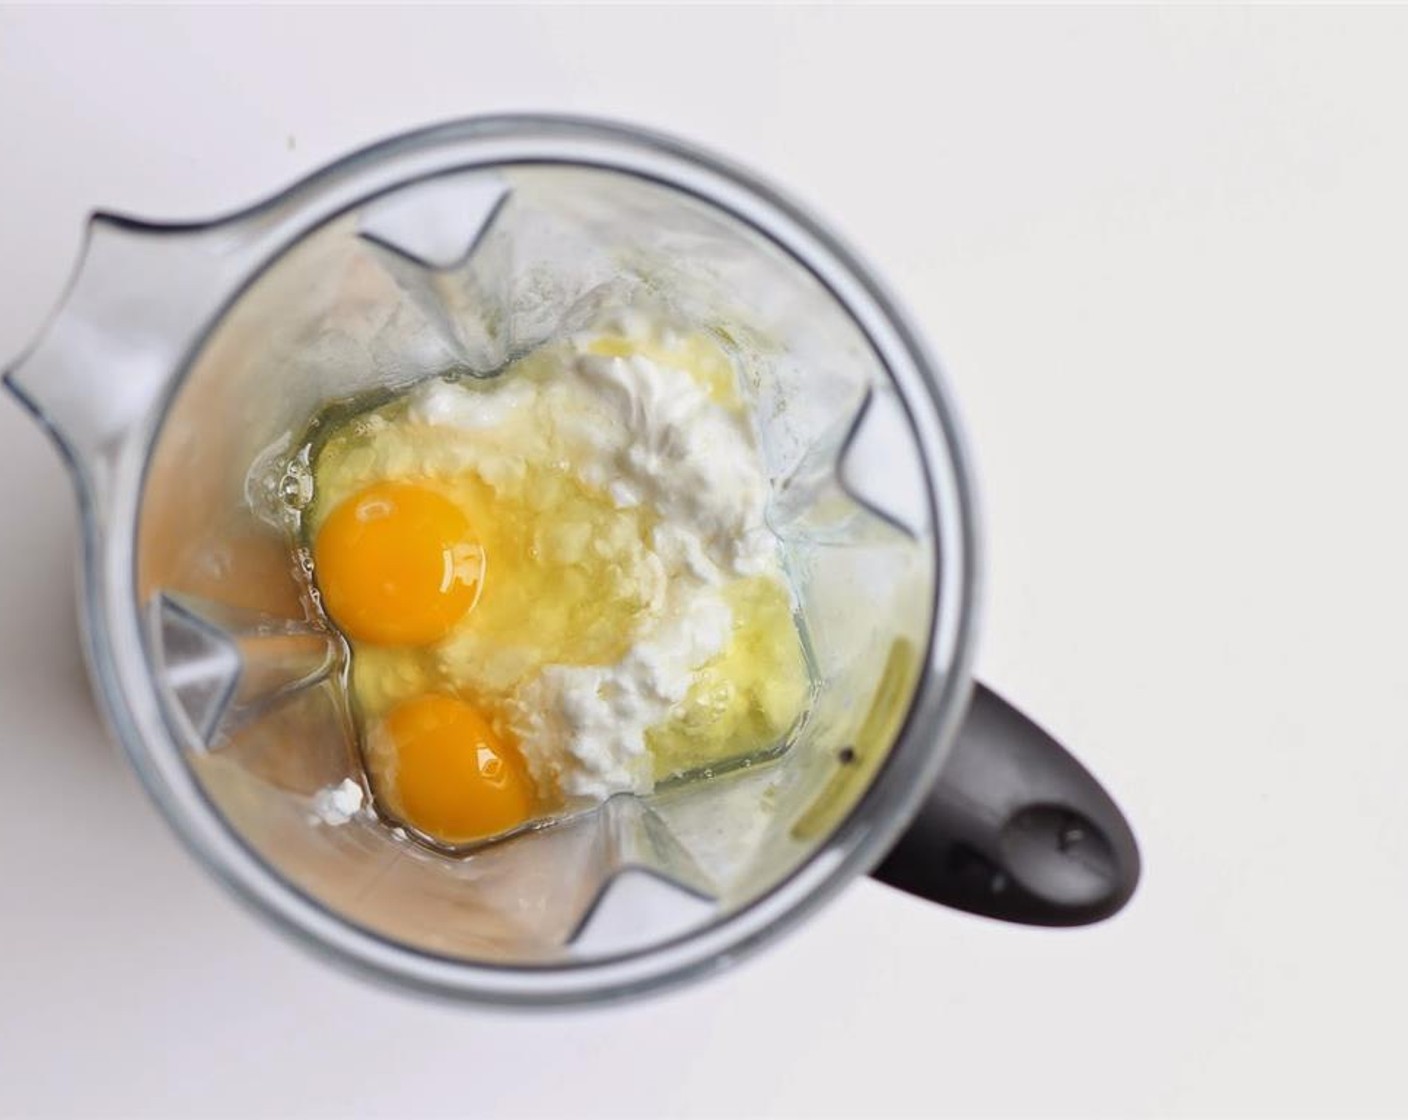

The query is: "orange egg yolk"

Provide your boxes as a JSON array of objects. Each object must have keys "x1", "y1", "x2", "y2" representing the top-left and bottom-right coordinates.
[
  {"x1": 379, "y1": 694, "x2": 535, "y2": 843},
  {"x1": 314, "y1": 481, "x2": 481, "y2": 646}
]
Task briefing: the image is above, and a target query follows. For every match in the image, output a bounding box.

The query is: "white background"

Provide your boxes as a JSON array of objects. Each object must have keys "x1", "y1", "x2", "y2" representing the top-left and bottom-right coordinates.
[{"x1": 2, "y1": 5, "x2": 1407, "y2": 1118}]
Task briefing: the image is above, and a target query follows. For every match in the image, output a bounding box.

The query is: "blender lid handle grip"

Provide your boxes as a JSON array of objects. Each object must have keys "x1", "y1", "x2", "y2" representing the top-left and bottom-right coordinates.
[{"x1": 870, "y1": 682, "x2": 1141, "y2": 926}]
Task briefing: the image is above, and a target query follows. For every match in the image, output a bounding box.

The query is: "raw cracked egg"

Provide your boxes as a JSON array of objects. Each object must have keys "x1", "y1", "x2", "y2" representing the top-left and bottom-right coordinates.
[
  {"x1": 314, "y1": 480, "x2": 483, "y2": 647},
  {"x1": 371, "y1": 694, "x2": 534, "y2": 844},
  {"x1": 300, "y1": 324, "x2": 811, "y2": 850}
]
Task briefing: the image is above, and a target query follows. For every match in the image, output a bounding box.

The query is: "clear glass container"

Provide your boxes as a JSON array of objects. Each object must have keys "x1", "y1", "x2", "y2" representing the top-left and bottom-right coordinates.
[{"x1": 4, "y1": 117, "x2": 979, "y2": 1004}]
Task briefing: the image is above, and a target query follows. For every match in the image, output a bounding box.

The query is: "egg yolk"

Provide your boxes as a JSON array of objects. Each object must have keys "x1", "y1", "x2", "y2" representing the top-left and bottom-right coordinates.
[
  {"x1": 314, "y1": 481, "x2": 481, "y2": 646},
  {"x1": 379, "y1": 694, "x2": 535, "y2": 843}
]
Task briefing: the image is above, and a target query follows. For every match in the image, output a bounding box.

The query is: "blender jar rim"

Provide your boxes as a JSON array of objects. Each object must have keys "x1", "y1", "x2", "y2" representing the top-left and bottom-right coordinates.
[{"x1": 21, "y1": 114, "x2": 982, "y2": 1006}]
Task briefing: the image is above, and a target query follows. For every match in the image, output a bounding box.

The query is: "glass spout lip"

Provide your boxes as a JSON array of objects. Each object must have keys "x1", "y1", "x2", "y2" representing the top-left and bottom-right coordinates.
[
  {"x1": 2, "y1": 209, "x2": 187, "y2": 479},
  {"x1": 3, "y1": 367, "x2": 42, "y2": 423},
  {"x1": 1, "y1": 212, "x2": 91, "y2": 455},
  {"x1": 3, "y1": 367, "x2": 96, "y2": 522},
  {"x1": 73, "y1": 113, "x2": 982, "y2": 1006}
]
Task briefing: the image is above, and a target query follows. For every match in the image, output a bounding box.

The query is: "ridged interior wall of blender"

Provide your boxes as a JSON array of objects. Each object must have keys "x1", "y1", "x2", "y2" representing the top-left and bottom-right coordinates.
[{"x1": 136, "y1": 164, "x2": 935, "y2": 964}]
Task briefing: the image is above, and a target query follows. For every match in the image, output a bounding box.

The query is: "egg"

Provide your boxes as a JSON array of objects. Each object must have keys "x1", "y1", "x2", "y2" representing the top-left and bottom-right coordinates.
[
  {"x1": 373, "y1": 693, "x2": 534, "y2": 842},
  {"x1": 314, "y1": 481, "x2": 482, "y2": 646}
]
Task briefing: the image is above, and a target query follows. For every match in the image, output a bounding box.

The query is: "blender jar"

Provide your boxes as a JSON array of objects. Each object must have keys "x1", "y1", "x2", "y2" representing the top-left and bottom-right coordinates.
[{"x1": 4, "y1": 116, "x2": 1138, "y2": 1004}]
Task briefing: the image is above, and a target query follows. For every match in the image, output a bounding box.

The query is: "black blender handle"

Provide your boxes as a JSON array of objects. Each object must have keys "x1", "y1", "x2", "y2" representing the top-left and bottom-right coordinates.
[{"x1": 871, "y1": 682, "x2": 1140, "y2": 926}]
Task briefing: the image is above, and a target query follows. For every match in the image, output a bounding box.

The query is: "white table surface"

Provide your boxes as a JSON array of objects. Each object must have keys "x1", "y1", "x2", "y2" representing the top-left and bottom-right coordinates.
[{"x1": 3, "y1": 6, "x2": 1408, "y2": 1117}]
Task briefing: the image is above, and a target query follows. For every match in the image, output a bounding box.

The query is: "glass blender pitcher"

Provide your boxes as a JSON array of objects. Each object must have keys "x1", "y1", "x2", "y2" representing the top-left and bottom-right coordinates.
[{"x1": 4, "y1": 116, "x2": 1139, "y2": 1004}]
